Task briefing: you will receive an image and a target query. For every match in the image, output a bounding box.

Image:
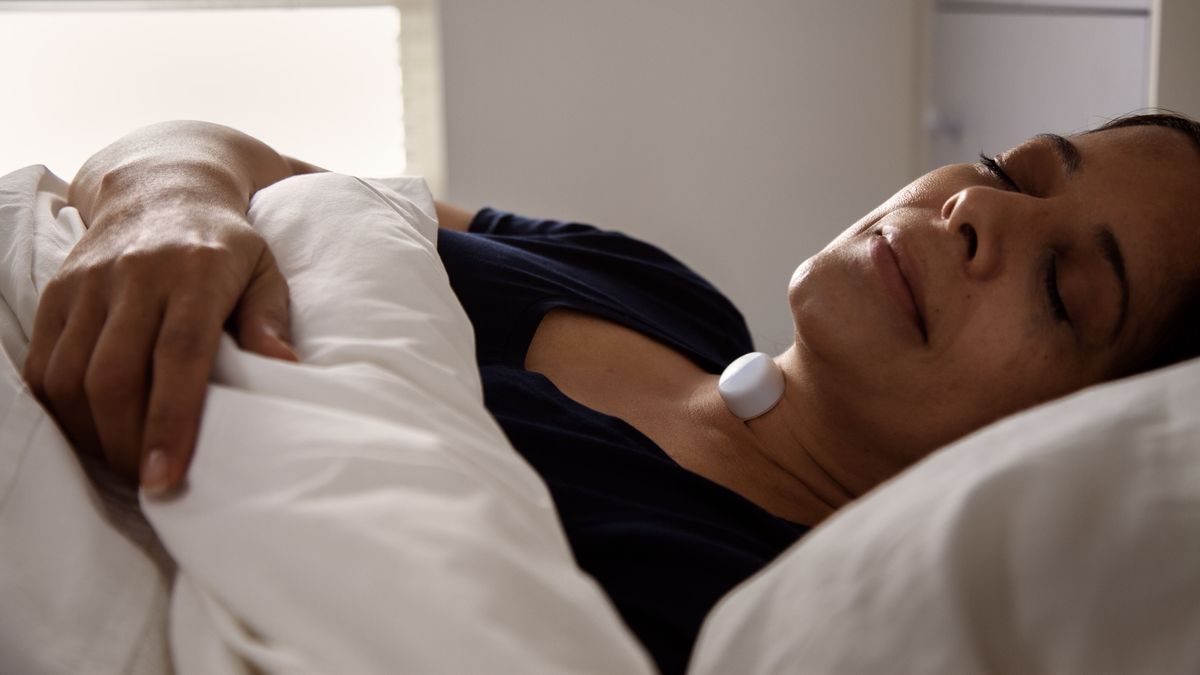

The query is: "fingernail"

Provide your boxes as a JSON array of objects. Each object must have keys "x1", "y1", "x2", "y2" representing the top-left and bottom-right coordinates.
[
  {"x1": 141, "y1": 449, "x2": 171, "y2": 497},
  {"x1": 278, "y1": 338, "x2": 300, "y2": 360}
]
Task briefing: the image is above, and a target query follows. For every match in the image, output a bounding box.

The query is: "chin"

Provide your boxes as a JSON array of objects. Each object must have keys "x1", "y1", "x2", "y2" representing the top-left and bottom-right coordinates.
[
  {"x1": 787, "y1": 258, "x2": 815, "y2": 303},
  {"x1": 789, "y1": 262, "x2": 862, "y2": 363},
  {"x1": 790, "y1": 252, "x2": 918, "y2": 394}
]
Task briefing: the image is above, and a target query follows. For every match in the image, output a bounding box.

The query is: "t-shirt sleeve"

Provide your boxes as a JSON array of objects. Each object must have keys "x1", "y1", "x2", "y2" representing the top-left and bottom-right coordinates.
[
  {"x1": 468, "y1": 207, "x2": 601, "y2": 237},
  {"x1": 442, "y1": 208, "x2": 755, "y2": 370}
]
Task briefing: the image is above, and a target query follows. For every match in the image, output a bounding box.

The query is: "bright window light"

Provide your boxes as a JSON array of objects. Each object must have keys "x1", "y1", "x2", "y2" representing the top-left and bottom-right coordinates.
[{"x1": 0, "y1": 5, "x2": 406, "y2": 180}]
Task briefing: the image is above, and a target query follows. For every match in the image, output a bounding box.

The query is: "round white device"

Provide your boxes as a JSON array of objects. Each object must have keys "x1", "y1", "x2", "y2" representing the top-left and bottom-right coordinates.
[{"x1": 718, "y1": 352, "x2": 785, "y2": 420}]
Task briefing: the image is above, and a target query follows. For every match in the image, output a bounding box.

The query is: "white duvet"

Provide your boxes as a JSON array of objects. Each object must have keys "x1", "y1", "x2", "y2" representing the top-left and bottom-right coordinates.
[{"x1": 0, "y1": 166, "x2": 655, "y2": 675}]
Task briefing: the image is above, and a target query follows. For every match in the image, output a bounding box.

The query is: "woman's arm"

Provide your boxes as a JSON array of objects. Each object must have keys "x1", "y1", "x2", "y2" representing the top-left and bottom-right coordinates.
[
  {"x1": 434, "y1": 201, "x2": 477, "y2": 233},
  {"x1": 67, "y1": 120, "x2": 313, "y2": 225},
  {"x1": 23, "y1": 121, "x2": 314, "y2": 495}
]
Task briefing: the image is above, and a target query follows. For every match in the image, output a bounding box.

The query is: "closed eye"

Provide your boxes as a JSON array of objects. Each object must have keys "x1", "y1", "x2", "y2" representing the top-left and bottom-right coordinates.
[
  {"x1": 1044, "y1": 251, "x2": 1071, "y2": 325},
  {"x1": 978, "y1": 154, "x2": 1073, "y2": 329},
  {"x1": 978, "y1": 154, "x2": 1021, "y2": 192}
]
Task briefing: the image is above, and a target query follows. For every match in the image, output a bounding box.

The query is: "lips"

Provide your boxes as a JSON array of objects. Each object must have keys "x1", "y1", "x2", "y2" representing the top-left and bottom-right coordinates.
[{"x1": 871, "y1": 232, "x2": 928, "y2": 341}]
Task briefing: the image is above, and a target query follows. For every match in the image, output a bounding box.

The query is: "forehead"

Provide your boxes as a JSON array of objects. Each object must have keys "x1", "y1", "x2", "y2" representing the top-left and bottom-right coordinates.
[
  {"x1": 1073, "y1": 124, "x2": 1200, "y2": 186},
  {"x1": 1066, "y1": 125, "x2": 1200, "y2": 363}
]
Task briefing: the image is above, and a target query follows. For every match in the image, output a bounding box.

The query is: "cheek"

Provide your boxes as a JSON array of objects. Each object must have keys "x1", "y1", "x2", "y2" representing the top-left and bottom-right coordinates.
[{"x1": 930, "y1": 320, "x2": 1076, "y2": 420}]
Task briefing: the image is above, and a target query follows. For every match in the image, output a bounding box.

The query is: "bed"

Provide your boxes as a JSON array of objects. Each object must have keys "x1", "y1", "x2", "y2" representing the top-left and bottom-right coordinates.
[{"x1": 2, "y1": 164, "x2": 1198, "y2": 674}]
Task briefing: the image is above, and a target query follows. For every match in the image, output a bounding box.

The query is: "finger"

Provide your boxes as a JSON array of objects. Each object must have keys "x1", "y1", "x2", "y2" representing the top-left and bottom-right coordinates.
[
  {"x1": 22, "y1": 284, "x2": 69, "y2": 401},
  {"x1": 40, "y1": 299, "x2": 106, "y2": 457},
  {"x1": 235, "y1": 247, "x2": 298, "y2": 362},
  {"x1": 85, "y1": 295, "x2": 163, "y2": 481},
  {"x1": 139, "y1": 296, "x2": 227, "y2": 496}
]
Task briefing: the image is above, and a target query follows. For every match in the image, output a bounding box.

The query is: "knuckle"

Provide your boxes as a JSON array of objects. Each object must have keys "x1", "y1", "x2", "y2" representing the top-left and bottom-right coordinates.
[
  {"x1": 224, "y1": 222, "x2": 264, "y2": 248},
  {"x1": 39, "y1": 276, "x2": 72, "y2": 304},
  {"x1": 110, "y1": 249, "x2": 142, "y2": 273},
  {"x1": 183, "y1": 239, "x2": 230, "y2": 265},
  {"x1": 157, "y1": 324, "x2": 208, "y2": 362},
  {"x1": 109, "y1": 241, "x2": 238, "y2": 292},
  {"x1": 42, "y1": 365, "x2": 84, "y2": 404},
  {"x1": 112, "y1": 247, "x2": 160, "y2": 280},
  {"x1": 39, "y1": 273, "x2": 94, "y2": 311},
  {"x1": 84, "y1": 363, "x2": 139, "y2": 402},
  {"x1": 165, "y1": 242, "x2": 243, "y2": 293}
]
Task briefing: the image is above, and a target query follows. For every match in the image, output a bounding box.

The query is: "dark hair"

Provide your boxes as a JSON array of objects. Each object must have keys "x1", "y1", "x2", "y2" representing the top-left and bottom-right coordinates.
[{"x1": 1087, "y1": 111, "x2": 1200, "y2": 376}]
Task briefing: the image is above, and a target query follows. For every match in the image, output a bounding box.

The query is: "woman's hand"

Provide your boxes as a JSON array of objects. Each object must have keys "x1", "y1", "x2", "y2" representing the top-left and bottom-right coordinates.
[
  {"x1": 22, "y1": 196, "x2": 297, "y2": 495},
  {"x1": 19, "y1": 120, "x2": 313, "y2": 495},
  {"x1": 22, "y1": 121, "x2": 313, "y2": 494}
]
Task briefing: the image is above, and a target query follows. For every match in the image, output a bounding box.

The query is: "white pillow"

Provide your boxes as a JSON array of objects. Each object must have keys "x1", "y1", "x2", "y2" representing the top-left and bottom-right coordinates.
[
  {"x1": 690, "y1": 354, "x2": 1200, "y2": 674},
  {"x1": 0, "y1": 166, "x2": 655, "y2": 675}
]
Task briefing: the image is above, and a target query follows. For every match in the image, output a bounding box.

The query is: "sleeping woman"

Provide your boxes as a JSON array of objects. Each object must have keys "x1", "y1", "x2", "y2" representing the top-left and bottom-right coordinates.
[{"x1": 21, "y1": 112, "x2": 1200, "y2": 674}]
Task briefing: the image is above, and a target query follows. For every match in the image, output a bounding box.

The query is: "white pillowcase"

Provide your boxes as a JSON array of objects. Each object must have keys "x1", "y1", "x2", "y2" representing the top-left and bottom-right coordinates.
[
  {"x1": 0, "y1": 166, "x2": 655, "y2": 675},
  {"x1": 691, "y1": 354, "x2": 1200, "y2": 674}
]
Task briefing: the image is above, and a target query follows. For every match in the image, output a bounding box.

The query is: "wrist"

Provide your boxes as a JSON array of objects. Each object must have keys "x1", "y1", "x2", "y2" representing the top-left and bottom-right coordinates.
[
  {"x1": 69, "y1": 121, "x2": 297, "y2": 228},
  {"x1": 86, "y1": 158, "x2": 249, "y2": 229}
]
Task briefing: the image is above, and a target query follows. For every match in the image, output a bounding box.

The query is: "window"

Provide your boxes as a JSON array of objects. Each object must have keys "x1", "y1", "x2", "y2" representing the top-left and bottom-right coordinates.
[{"x1": 0, "y1": 0, "x2": 444, "y2": 192}]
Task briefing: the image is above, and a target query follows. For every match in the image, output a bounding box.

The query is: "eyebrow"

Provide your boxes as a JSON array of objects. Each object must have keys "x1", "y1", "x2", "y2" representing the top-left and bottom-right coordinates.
[
  {"x1": 1095, "y1": 225, "x2": 1129, "y2": 341},
  {"x1": 1034, "y1": 133, "x2": 1082, "y2": 175}
]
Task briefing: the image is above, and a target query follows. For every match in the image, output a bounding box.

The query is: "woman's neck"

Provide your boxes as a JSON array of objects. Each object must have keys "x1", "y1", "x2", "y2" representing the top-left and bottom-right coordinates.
[{"x1": 676, "y1": 347, "x2": 866, "y2": 526}]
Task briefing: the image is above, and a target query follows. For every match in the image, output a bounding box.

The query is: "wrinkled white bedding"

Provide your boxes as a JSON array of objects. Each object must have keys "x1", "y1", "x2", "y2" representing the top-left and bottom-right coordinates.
[
  {"x1": 0, "y1": 166, "x2": 654, "y2": 675},
  {"x1": 5, "y1": 163, "x2": 1199, "y2": 675}
]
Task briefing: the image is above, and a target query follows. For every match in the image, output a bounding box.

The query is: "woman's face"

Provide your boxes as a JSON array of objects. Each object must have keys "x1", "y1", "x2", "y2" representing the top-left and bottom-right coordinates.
[{"x1": 788, "y1": 124, "x2": 1200, "y2": 468}]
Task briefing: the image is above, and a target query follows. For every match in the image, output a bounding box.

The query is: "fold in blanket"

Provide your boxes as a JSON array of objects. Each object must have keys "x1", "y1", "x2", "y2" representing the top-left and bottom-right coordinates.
[{"x1": 0, "y1": 166, "x2": 653, "y2": 675}]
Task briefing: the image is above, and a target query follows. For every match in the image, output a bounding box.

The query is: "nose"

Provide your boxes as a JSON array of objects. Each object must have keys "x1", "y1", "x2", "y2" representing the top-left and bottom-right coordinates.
[{"x1": 941, "y1": 186, "x2": 1011, "y2": 281}]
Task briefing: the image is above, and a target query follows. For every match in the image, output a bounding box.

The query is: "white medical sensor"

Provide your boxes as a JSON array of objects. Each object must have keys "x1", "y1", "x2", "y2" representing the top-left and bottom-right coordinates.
[{"x1": 718, "y1": 352, "x2": 785, "y2": 420}]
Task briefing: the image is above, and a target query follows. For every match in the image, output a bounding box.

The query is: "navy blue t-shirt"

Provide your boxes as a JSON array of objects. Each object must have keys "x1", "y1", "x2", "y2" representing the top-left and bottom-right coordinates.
[{"x1": 436, "y1": 209, "x2": 808, "y2": 675}]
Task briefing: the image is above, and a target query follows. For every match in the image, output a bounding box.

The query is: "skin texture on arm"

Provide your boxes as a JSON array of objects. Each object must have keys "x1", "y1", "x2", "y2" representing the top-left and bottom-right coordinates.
[
  {"x1": 23, "y1": 120, "x2": 312, "y2": 495},
  {"x1": 434, "y1": 201, "x2": 476, "y2": 232}
]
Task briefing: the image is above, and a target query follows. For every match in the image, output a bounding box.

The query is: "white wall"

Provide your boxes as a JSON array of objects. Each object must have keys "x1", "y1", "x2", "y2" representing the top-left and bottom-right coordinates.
[
  {"x1": 926, "y1": 7, "x2": 1150, "y2": 171},
  {"x1": 438, "y1": 0, "x2": 923, "y2": 350},
  {"x1": 1151, "y1": 0, "x2": 1200, "y2": 118}
]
